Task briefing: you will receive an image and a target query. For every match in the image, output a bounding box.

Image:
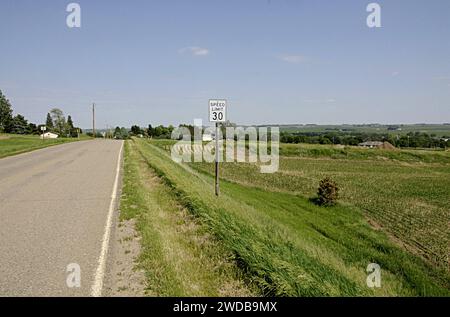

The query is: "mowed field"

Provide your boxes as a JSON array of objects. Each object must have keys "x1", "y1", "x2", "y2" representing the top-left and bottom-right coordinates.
[
  {"x1": 0, "y1": 134, "x2": 88, "y2": 158},
  {"x1": 124, "y1": 138, "x2": 450, "y2": 296}
]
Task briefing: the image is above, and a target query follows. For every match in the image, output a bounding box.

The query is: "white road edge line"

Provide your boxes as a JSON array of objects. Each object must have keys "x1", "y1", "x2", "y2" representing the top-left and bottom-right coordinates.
[{"x1": 91, "y1": 141, "x2": 124, "y2": 297}]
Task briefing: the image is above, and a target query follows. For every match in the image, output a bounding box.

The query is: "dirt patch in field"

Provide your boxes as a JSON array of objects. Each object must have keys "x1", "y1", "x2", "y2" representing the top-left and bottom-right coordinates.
[
  {"x1": 365, "y1": 216, "x2": 383, "y2": 231},
  {"x1": 380, "y1": 142, "x2": 396, "y2": 150},
  {"x1": 0, "y1": 135, "x2": 11, "y2": 140},
  {"x1": 364, "y1": 214, "x2": 424, "y2": 259}
]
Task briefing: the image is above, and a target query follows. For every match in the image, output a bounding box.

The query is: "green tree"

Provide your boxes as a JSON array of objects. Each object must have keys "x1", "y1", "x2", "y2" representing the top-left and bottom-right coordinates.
[
  {"x1": 27, "y1": 122, "x2": 39, "y2": 135},
  {"x1": 66, "y1": 115, "x2": 76, "y2": 137},
  {"x1": 67, "y1": 115, "x2": 74, "y2": 130},
  {"x1": 0, "y1": 90, "x2": 13, "y2": 133},
  {"x1": 147, "y1": 124, "x2": 154, "y2": 137},
  {"x1": 130, "y1": 125, "x2": 142, "y2": 136},
  {"x1": 50, "y1": 108, "x2": 66, "y2": 136},
  {"x1": 154, "y1": 125, "x2": 163, "y2": 137},
  {"x1": 113, "y1": 126, "x2": 129, "y2": 140},
  {"x1": 46, "y1": 113, "x2": 54, "y2": 131},
  {"x1": 9, "y1": 114, "x2": 28, "y2": 134},
  {"x1": 121, "y1": 127, "x2": 129, "y2": 139}
]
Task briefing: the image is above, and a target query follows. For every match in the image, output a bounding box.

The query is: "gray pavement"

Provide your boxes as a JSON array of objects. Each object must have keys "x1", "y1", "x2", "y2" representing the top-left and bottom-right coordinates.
[{"x1": 0, "y1": 139, "x2": 123, "y2": 296}]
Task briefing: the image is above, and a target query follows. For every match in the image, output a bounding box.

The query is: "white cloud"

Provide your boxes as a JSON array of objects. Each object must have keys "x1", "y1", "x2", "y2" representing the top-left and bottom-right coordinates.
[
  {"x1": 179, "y1": 46, "x2": 210, "y2": 57},
  {"x1": 391, "y1": 71, "x2": 400, "y2": 76},
  {"x1": 279, "y1": 55, "x2": 308, "y2": 64}
]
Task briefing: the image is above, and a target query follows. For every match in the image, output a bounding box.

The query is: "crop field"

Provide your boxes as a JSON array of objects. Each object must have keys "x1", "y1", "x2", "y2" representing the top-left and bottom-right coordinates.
[
  {"x1": 124, "y1": 138, "x2": 450, "y2": 296},
  {"x1": 187, "y1": 142, "x2": 450, "y2": 270},
  {"x1": 0, "y1": 134, "x2": 88, "y2": 159},
  {"x1": 279, "y1": 124, "x2": 450, "y2": 137}
]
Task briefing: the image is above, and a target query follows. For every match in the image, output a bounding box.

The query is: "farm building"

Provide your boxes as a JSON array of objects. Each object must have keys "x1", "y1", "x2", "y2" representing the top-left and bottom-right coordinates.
[
  {"x1": 359, "y1": 141, "x2": 395, "y2": 149},
  {"x1": 40, "y1": 132, "x2": 59, "y2": 139},
  {"x1": 359, "y1": 141, "x2": 383, "y2": 148}
]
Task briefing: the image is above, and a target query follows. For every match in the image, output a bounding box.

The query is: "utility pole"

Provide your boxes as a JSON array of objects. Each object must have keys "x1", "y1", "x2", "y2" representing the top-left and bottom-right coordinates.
[{"x1": 92, "y1": 103, "x2": 95, "y2": 138}]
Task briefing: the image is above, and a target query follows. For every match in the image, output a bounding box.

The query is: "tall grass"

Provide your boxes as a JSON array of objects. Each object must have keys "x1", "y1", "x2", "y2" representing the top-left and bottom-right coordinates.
[
  {"x1": 120, "y1": 141, "x2": 254, "y2": 296},
  {"x1": 132, "y1": 138, "x2": 450, "y2": 296}
]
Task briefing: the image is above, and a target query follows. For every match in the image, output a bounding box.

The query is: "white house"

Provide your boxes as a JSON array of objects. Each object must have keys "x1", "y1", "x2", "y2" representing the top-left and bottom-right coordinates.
[
  {"x1": 202, "y1": 133, "x2": 214, "y2": 142},
  {"x1": 40, "y1": 132, "x2": 59, "y2": 139},
  {"x1": 358, "y1": 141, "x2": 383, "y2": 148}
]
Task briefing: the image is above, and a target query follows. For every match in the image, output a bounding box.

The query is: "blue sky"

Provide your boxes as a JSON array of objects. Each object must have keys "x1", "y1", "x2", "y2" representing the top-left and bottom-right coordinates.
[{"x1": 1, "y1": 0, "x2": 449, "y2": 128}]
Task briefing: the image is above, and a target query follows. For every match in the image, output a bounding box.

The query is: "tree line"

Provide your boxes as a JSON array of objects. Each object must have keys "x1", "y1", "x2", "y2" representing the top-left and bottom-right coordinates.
[
  {"x1": 280, "y1": 131, "x2": 450, "y2": 149},
  {"x1": 45, "y1": 108, "x2": 81, "y2": 137},
  {"x1": 112, "y1": 124, "x2": 176, "y2": 140},
  {"x1": 0, "y1": 90, "x2": 81, "y2": 137},
  {"x1": 125, "y1": 122, "x2": 235, "y2": 140}
]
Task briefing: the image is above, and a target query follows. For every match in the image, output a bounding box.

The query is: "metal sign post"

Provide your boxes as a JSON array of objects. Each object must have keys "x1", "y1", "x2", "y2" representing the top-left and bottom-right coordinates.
[
  {"x1": 41, "y1": 126, "x2": 47, "y2": 141},
  {"x1": 209, "y1": 99, "x2": 227, "y2": 196},
  {"x1": 215, "y1": 122, "x2": 220, "y2": 196}
]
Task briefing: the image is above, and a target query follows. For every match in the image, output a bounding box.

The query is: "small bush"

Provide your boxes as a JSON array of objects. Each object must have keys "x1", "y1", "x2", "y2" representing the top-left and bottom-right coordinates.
[{"x1": 317, "y1": 177, "x2": 339, "y2": 206}]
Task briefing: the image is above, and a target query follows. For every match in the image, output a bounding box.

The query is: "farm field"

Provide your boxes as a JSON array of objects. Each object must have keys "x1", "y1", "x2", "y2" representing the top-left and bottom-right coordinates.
[
  {"x1": 125, "y1": 138, "x2": 450, "y2": 296},
  {"x1": 0, "y1": 134, "x2": 89, "y2": 159},
  {"x1": 278, "y1": 124, "x2": 450, "y2": 137},
  {"x1": 186, "y1": 142, "x2": 450, "y2": 270}
]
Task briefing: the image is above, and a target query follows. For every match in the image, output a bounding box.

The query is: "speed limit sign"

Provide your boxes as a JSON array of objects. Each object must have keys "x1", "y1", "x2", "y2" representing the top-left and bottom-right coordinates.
[{"x1": 209, "y1": 99, "x2": 227, "y2": 122}]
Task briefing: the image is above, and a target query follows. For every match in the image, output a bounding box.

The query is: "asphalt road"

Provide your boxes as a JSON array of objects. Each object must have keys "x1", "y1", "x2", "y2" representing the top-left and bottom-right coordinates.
[{"x1": 0, "y1": 139, "x2": 123, "y2": 296}]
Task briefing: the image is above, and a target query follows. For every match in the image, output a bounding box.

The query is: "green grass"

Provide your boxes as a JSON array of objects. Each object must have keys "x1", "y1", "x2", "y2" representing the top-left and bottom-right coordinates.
[
  {"x1": 130, "y1": 138, "x2": 450, "y2": 296},
  {"x1": 0, "y1": 134, "x2": 90, "y2": 159},
  {"x1": 279, "y1": 143, "x2": 450, "y2": 164},
  {"x1": 187, "y1": 143, "x2": 450, "y2": 270},
  {"x1": 119, "y1": 141, "x2": 254, "y2": 296}
]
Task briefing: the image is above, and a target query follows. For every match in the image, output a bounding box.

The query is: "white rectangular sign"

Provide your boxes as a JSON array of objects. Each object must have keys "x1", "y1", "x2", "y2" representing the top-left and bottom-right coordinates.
[{"x1": 209, "y1": 99, "x2": 227, "y2": 122}]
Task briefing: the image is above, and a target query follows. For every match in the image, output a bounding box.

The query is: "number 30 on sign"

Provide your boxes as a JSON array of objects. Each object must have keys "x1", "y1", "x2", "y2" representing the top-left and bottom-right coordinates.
[{"x1": 209, "y1": 99, "x2": 227, "y2": 122}]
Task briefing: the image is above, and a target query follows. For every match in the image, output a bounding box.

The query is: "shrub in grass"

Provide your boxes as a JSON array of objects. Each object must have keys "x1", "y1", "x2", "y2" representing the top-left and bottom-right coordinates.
[{"x1": 317, "y1": 177, "x2": 339, "y2": 206}]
